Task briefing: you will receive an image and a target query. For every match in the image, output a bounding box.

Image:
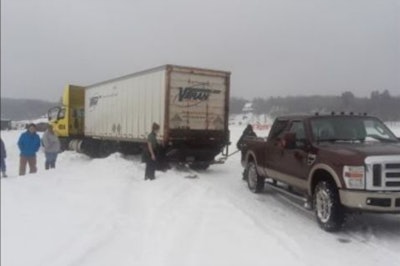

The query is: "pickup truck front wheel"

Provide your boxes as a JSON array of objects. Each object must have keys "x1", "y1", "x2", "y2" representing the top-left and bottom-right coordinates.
[
  {"x1": 313, "y1": 181, "x2": 345, "y2": 232},
  {"x1": 246, "y1": 162, "x2": 264, "y2": 193}
]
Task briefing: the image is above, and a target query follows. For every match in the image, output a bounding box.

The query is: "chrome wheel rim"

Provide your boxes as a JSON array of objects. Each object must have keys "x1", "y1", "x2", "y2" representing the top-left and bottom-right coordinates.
[{"x1": 316, "y1": 189, "x2": 331, "y2": 223}]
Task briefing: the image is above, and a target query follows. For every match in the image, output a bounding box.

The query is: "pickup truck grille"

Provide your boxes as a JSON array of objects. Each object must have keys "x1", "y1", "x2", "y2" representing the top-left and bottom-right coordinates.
[{"x1": 365, "y1": 156, "x2": 400, "y2": 191}]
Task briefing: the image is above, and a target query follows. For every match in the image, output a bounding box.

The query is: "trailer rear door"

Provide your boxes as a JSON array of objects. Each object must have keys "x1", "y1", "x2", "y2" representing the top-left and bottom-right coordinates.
[{"x1": 168, "y1": 67, "x2": 229, "y2": 131}]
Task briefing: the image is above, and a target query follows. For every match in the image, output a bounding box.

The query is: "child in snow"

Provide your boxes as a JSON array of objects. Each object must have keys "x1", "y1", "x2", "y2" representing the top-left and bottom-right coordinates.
[{"x1": 1, "y1": 137, "x2": 7, "y2": 177}]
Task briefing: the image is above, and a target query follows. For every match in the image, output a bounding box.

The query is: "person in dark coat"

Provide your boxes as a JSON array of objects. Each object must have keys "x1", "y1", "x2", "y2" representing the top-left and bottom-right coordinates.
[
  {"x1": 0, "y1": 137, "x2": 7, "y2": 177},
  {"x1": 237, "y1": 125, "x2": 257, "y2": 180},
  {"x1": 144, "y1": 123, "x2": 160, "y2": 180},
  {"x1": 236, "y1": 124, "x2": 257, "y2": 150},
  {"x1": 17, "y1": 123, "x2": 41, "y2": 176}
]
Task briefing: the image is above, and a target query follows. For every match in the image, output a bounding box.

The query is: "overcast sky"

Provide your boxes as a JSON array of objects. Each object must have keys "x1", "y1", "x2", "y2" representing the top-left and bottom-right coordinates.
[{"x1": 1, "y1": 0, "x2": 399, "y2": 101}]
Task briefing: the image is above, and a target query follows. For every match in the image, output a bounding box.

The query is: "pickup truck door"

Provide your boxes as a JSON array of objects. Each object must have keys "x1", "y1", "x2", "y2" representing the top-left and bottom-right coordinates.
[
  {"x1": 264, "y1": 119, "x2": 289, "y2": 172},
  {"x1": 267, "y1": 120, "x2": 310, "y2": 190}
]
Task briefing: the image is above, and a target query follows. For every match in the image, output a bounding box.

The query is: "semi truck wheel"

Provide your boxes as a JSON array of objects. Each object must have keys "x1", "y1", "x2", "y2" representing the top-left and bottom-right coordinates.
[
  {"x1": 59, "y1": 137, "x2": 70, "y2": 152},
  {"x1": 313, "y1": 180, "x2": 345, "y2": 232},
  {"x1": 246, "y1": 162, "x2": 264, "y2": 193}
]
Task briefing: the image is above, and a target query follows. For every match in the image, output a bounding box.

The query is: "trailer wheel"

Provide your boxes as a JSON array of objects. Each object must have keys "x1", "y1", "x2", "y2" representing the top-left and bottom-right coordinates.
[
  {"x1": 246, "y1": 162, "x2": 264, "y2": 193},
  {"x1": 313, "y1": 180, "x2": 345, "y2": 232}
]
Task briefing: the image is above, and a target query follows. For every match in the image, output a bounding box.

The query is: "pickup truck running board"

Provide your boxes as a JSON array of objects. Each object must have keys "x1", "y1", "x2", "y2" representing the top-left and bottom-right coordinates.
[{"x1": 265, "y1": 181, "x2": 312, "y2": 210}]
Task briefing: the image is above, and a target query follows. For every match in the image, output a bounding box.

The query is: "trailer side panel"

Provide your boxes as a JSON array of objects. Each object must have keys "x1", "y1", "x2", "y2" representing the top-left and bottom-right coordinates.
[{"x1": 84, "y1": 69, "x2": 166, "y2": 142}]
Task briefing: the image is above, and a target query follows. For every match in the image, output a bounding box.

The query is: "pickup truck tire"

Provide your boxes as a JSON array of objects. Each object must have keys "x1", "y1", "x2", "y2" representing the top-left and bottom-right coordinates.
[
  {"x1": 246, "y1": 162, "x2": 264, "y2": 193},
  {"x1": 313, "y1": 181, "x2": 344, "y2": 232}
]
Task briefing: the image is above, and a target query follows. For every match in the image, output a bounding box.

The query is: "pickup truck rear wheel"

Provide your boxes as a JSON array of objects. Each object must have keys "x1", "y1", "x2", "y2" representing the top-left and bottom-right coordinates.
[
  {"x1": 313, "y1": 181, "x2": 345, "y2": 232},
  {"x1": 246, "y1": 162, "x2": 264, "y2": 193}
]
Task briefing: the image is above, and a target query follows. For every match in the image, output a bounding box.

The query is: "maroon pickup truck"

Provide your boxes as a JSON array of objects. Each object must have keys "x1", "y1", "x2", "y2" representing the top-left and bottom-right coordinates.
[{"x1": 240, "y1": 114, "x2": 400, "y2": 231}]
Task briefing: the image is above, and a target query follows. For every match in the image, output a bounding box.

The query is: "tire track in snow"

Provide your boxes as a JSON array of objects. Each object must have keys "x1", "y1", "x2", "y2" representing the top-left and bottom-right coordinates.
[
  {"x1": 179, "y1": 167, "x2": 310, "y2": 264},
  {"x1": 35, "y1": 156, "x2": 139, "y2": 266},
  {"x1": 190, "y1": 162, "x2": 400, "y2": 266}
]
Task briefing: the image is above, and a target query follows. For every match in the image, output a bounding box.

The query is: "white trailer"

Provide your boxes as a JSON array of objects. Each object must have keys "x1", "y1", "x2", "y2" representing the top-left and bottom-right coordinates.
[{"x1": 82, "y1": 65, "x2": 230, "y2": 167}]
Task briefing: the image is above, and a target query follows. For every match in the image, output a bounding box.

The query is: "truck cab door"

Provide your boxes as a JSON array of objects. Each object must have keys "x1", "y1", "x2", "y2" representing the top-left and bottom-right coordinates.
[
  {"x1": 264, "y1": 119, "x2": 289, "y2": 172},
  {"x1": 48, "y1": 106, "x2": 69, "y2": 137},
  {"x1": 279, "y1": 121, "x2": 311, "y2": 183},
  {"x1": 265, "y1": 119, "x2": 311, "y2": 190}
]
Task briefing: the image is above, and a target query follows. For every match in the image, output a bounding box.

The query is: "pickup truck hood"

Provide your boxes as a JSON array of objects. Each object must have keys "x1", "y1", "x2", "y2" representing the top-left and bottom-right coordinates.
[{"x1": 315, "y1": 142, "x2": 400, "y2": 165}]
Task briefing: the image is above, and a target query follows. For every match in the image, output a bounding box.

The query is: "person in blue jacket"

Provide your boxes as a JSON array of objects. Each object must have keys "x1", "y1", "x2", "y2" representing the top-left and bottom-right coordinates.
[
  {"x1": 18, "y1": 123, "x2": 41, "y2": 176},
  {"x1": 1, "y1": 137, "x2": 7, "y2": 177}
]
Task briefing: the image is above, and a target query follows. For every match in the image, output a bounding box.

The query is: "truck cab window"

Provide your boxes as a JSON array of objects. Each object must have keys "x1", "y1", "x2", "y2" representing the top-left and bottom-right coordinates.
[
  {"x1": 268, "y1": 120, "x2": 288, "y2": 140},
  {"x1": 288, "y1": 121, "x2": 306, "y2": 148},
  {"x1": 289, "y1": 121, "x2": 305, "y2": 138},
  {"x1": 58, "y1": 108, "x2": 66, "y2": 119},
  {"x1": 48, "y1": 107, "x2": 60, "y2": 121}
]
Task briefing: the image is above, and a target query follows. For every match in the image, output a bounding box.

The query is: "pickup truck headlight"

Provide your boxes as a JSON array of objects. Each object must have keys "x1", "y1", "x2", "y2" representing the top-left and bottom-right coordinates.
[{"x1": 343, "y1": 166, "x2": 365, "y2": 189}]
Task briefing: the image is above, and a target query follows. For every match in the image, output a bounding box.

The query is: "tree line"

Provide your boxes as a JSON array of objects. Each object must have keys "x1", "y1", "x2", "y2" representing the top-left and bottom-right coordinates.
[{"x1": 230, "y1": 90, "x2": 400, "y2": 121}]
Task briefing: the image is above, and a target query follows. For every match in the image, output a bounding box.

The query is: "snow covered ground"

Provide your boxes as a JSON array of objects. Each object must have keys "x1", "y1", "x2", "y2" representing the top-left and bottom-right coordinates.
[{"x1": 1, "y1": 125, "x2": 400, "y2": 266}]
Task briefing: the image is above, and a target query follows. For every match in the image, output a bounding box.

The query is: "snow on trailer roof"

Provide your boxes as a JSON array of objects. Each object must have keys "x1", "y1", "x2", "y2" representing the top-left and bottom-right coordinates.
[{"x1": 86, "y1": 64, "x2": 231, "y2": 89}]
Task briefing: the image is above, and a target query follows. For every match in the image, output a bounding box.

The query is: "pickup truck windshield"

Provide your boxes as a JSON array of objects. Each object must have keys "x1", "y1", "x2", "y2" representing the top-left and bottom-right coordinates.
[{"x1": 310, "y1": 117, "x2": 398, "y2": 143}]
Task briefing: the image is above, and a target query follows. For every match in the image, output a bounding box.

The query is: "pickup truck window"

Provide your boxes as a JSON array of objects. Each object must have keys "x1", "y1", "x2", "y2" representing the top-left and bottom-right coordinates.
[
  {"x1": 288, "y1": 121, "x2": 307, "y2": 148},
  {"x1": 269, "y1": 120, "x2": 289, "y2": 140},
  {"x1": 289, "y1": 121, "x2": 305, "y2": 139},
  {"x1": 310, "y1": 117, "x2": 398, "y2": 143}
]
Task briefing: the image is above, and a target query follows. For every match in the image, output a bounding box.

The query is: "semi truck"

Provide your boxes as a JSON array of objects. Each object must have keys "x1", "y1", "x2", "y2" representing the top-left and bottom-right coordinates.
[{"x1": 48, "y1": 65, "x2": 231, "y2": 169}]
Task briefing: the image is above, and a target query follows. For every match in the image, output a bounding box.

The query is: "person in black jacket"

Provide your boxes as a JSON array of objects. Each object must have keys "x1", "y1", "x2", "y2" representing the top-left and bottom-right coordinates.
[
  {"x1": 144, "y1": 123, "x2": 160, "y2": 180},
  {"x1": 1, "y1": 137, "x2": 7, "y2": 177},
  {"x1": 236, "y1": 124, "x2": 257, "y2": 150},
  {"x1": 237, "y1": 125, "x2": 257, "y2": 180}
]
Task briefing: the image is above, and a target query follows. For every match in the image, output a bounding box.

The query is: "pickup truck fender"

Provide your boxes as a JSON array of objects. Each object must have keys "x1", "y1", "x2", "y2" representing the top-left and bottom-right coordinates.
[
  {"x1": 308, "y1": 163, "x2": 342, "y2": 195},
  {"x1": 244, "y1": 151, "x2": 265, "y2": 175}
]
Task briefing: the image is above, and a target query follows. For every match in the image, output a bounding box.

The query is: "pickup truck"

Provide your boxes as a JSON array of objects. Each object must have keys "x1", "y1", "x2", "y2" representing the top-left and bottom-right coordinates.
[{"x1": 240, "y1": 114, "x2": 400, "y2": 231}]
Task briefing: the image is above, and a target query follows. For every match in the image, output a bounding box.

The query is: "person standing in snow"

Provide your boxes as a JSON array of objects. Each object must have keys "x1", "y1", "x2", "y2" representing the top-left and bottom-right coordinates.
[
  {"x1": 144, "y1": 123, "x2": 160, "y2": 180},
  {"x1": 237, "y1": 125, "x2": 257, "y2": 180},
  {"x1": 236, "y1": 124, "x2": 257, "y2": 150},
  {"x1": 18, "y1": 123, "x2": 41, "y2": 176},
  {"x1": 42, "y1": 125, "x2": 61, "y2": 170},
  {"x1": 0, "y1": 137, "x2": 7, "y2": 177}
]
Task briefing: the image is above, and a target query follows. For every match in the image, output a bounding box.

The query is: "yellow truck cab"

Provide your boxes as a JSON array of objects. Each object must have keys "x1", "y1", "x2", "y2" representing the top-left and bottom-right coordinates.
[{"x1": 48, "y1": 85, "x2": 85, "y2": 148}]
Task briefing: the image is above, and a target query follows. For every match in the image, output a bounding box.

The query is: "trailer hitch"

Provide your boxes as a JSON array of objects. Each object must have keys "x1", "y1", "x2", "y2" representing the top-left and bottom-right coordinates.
[{"x1": 213, "y1": 149, "x2": 241, "y2": 164}]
